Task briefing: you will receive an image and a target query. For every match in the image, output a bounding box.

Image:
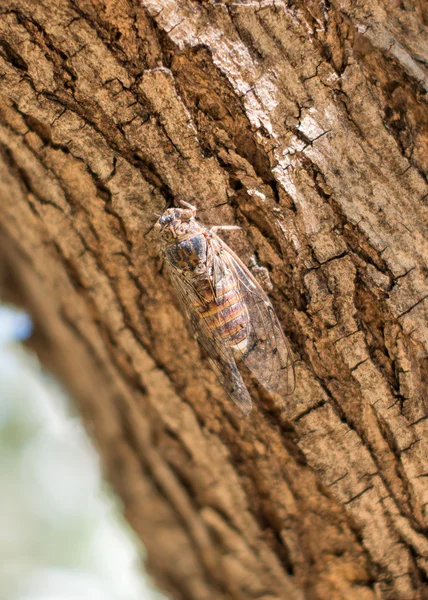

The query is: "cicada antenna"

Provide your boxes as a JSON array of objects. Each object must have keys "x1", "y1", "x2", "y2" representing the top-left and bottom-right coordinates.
[
  {"x1": 144, "y1": 223, "x2": 156, "y2": 236},
  {"x1": 177, "y1": 199, "x2": 230, "y2": 214},
  {"x1": 145, "y1": 213, "x2": 162, "y2": 237}
]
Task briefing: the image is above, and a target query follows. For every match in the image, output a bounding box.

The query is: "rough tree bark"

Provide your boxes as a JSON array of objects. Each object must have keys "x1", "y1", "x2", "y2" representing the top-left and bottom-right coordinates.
[{"x1": 0, "y1": 1, "x2": 427, "y2": 599}]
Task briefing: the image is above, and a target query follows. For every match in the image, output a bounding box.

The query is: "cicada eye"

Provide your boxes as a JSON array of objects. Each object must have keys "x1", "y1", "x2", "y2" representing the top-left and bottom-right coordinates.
[{"x1": 180, "y1": 209, "x2": 194, "y2": 221}]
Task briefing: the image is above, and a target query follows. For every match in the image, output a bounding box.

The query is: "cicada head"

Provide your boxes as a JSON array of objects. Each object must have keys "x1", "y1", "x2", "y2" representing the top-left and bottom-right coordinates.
[{"x1": 155, "y1": 203, "x2": 200, "y2": 242}]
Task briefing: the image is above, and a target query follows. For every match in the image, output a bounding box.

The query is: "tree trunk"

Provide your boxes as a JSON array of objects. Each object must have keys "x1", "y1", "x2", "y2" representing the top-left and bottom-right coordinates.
[{"x1": 0, "y1": 1, "x2": 427, "y2": 598}]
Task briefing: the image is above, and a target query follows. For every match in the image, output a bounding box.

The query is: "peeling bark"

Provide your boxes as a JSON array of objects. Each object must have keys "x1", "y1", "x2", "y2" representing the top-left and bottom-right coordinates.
[{"x1": 0, "y1": 1, "x2": 427, "y2": 599}]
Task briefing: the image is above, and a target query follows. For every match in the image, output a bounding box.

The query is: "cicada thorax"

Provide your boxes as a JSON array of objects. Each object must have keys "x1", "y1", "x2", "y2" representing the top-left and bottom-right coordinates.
[{"x1": 165, "y1": 231, "x2": 250, "y2": 351}]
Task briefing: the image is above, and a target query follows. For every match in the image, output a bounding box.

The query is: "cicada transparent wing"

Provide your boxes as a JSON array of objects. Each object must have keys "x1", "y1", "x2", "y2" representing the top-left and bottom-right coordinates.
[
  {"x1": 211, "y1": 234, "x2": 295, "y2": 398},
  {"x1": 165, "y1": 263, "x2": 253, "y2": 414}
]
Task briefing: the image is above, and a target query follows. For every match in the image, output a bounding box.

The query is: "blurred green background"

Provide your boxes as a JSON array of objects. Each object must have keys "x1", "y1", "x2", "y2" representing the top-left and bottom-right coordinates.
[{"x1": 0, "y1": 305, "x2": 166, "y2": 600}]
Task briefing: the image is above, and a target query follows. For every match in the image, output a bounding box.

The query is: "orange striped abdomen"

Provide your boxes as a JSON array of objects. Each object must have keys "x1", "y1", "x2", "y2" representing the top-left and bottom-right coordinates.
[{"x1": 195, "y1": 273, "x2": 249, "y2": 350}]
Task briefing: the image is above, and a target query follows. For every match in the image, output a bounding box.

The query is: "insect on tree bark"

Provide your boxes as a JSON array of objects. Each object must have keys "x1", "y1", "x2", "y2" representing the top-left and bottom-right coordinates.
[{"x1": 155, "y1": 200, "x2": 295, "y2": 414}]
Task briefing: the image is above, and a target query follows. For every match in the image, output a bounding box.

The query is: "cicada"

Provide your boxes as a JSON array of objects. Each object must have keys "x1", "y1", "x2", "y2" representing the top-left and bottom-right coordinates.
[{"x1": 155, "y1": 201, "x2": 295, "y2": 414}]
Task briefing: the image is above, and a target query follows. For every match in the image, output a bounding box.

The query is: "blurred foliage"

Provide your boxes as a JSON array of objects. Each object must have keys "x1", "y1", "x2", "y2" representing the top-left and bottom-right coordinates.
[{"x1": 0, "y1": 305, "x2": 166, "y2": 600}]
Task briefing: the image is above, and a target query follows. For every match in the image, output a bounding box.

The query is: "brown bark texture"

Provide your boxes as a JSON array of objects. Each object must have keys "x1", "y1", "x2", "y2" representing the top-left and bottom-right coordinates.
[{"x1": 0, "y1": 1, "x2": 427, "y2": 599}]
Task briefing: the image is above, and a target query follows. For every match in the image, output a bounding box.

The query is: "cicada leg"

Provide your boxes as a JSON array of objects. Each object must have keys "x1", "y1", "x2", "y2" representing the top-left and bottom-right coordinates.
[
  {"x1": 178, "y1": 199, "x2": 197, "y2": 214},
  {"x1": 211, "y1": 225, "x2": 241, "y2": 233}
]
